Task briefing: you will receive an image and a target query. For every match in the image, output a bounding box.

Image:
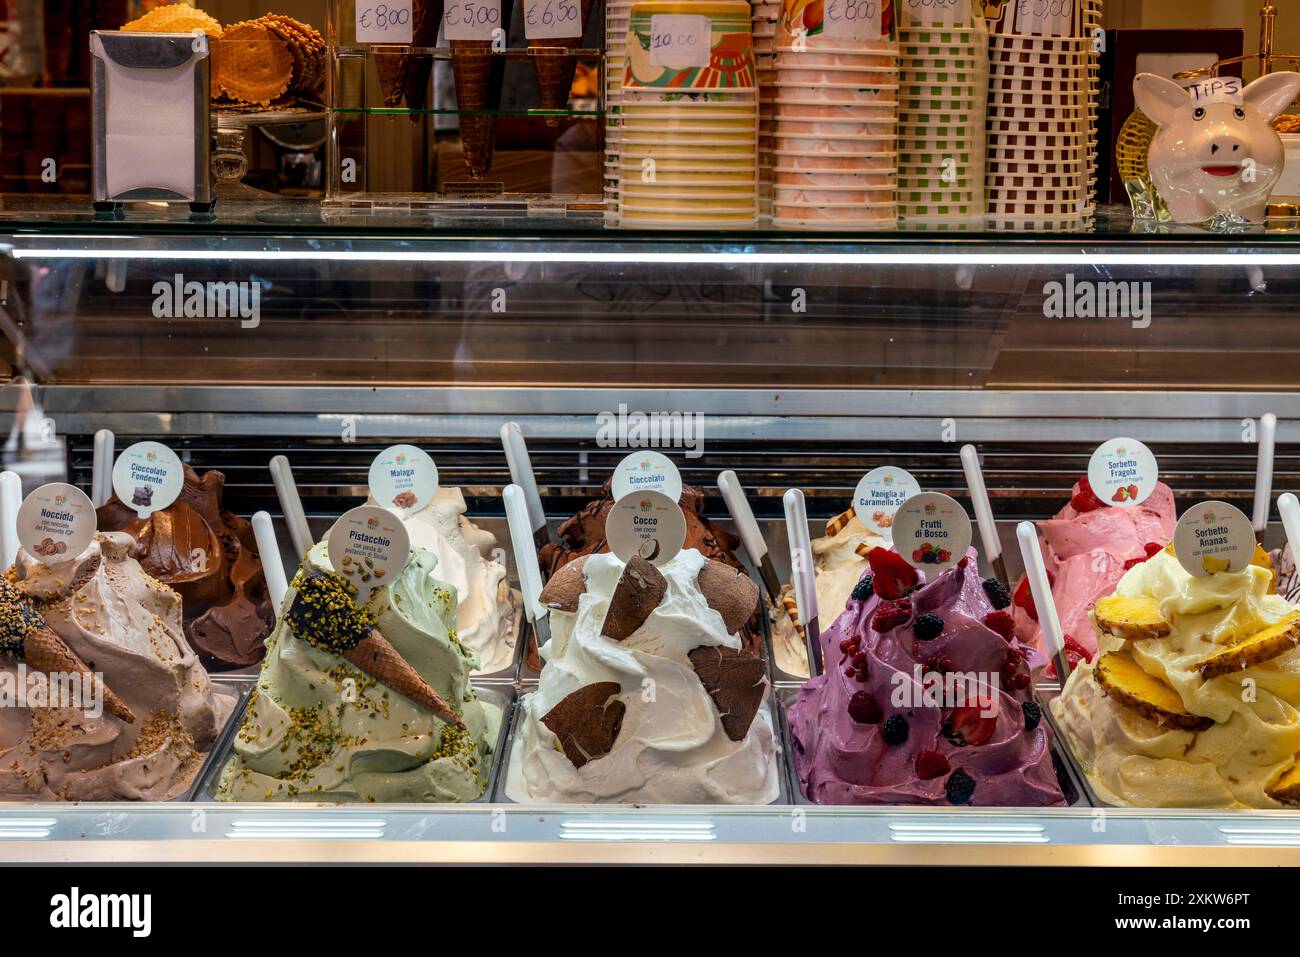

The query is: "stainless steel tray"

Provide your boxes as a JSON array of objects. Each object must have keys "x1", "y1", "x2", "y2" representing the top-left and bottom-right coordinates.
[
  {"x1": 494, "y1": 687, "x2": 791, "y2": 806},
  {"x1": 192, "y1": 680, "x2": 515, "y2": 804},
  {"x1": 776, "y1": 684, "x2": 1090, "y2": 808}
]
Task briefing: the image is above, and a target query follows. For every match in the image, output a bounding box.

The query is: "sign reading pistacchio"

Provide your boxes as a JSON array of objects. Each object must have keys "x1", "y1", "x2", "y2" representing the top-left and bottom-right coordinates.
[
  {"x1": 112, "y1": 441, "x2": 183, "y2": 519},
  {"x1": 369, "y1": 444, "x2": 438, "y2": 519},
  {"x1": 606, "y1": 490, "x2": 686, "y2": 566},
  {"x1": 327, "y1": 505, "x2": 411, "y2": 602},
  {"x1": 891, "y1": 491, "x2": 972, "y2": 573},
  {"x1": 610, "y1": 449, "x2": 683, "y2": 503},
  {"x1": 853, "y1": 465, "x2": 921, "y2": 536},
  {"x1": 1088, "y1": 437, "x2": 1159, "y2": 509},
  {"x1": 1173, "y1": 500, "x2": 1256, "y2": 577},
  {"x1": 17, "y1": 483, "x2": 95, "y2": 563}
]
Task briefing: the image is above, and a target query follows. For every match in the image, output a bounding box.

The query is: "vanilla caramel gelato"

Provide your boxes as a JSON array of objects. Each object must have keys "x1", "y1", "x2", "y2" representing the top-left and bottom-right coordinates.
[
  {"x1": 1054, "y1": 548, "x2": 1300, "y2": 808},
  {"x1": 0, "y1": 532, "x2": 236, "y2": 801}
]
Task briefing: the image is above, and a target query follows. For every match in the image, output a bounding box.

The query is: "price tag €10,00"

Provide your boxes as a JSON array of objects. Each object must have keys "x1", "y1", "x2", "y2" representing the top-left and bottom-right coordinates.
[
  {"x1": 649, "y1": 14, "x2": 711, "y2": 69},
  {"x1": 357, "y1": 2, "x2": 413, "y2": 43},
  {"x1": 525, "y1": 0, "x2": 583, "y2": 40},
  {"x1": 1013, "y1": 0, "x2": 1074, "y2": 36},
  {"x1": 824, "y1": 0, "x2": 881, "y2": 39},
  {"x1": 443, "y1": 0, "x2": 502, "y2": 41},
  {"x1": 901, "y1": 0, "x2": 963, "y2": 28}
]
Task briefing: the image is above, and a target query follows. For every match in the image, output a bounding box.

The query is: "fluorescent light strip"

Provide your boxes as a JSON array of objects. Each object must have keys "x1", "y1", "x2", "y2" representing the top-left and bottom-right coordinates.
[
  {"x1": 10, "y1": 248, "x2": 1300, "y2": 267},
  {"x1": 559, "y1": 831, "x2": 717, "y2": 842},
  {"x1": 891, "y1": 834, "x2": 1050, "y2": 844}
]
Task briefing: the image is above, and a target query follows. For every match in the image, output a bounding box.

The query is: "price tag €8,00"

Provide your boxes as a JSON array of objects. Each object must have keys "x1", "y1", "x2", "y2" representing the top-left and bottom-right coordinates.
[
  {"x1": 825, "y1": 0, "x2": 881, "y2": 40},
  {"x1": 357, "y1": 1, "x2": 413, "y2": 43},
  {"x1": 444, "y1": 0, "x2": 502, "y2": 42},
  {"x1": 525, "y1": 0, "x2": 583, "y2": 40},
  {"x1": 650, "y1": 14, "x2": 710, "y2": 69}
]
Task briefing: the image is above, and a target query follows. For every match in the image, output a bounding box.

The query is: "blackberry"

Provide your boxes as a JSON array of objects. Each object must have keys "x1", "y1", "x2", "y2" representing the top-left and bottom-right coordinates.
[
  {"x1": 945, "y1": 768, "x2": 977, "y2": 805},
  {"x1": 1022, "y1": 700, "x2": 1043, "y2": 732},
  {"x1": 913, "y1": 613, "x2": 945, "y2": 641},
  {"x1": 881, "y1": 714, "x2": 909, "y2": 746},
  {"x1": 982, "y1": 577, "x2": 1012, "y2": 610},
  {"x1": 851, "y1": 575, "x2": 874, "y2": 602}
]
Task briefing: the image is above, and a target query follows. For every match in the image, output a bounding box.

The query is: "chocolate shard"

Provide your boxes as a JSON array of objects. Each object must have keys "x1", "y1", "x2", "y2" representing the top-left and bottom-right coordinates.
[
  {"x1": 697, "y1": 559, "x2": 760, "y2": 634},
  {"x1": 688, "y1": 645, "x2": 767, "y2": 741},
  {"x1": 539, "y1": 555, "x2": 588, "y2": 612},
  {"x1": 600, "y1": 554, "x2": 666, "y2": 641},
  {"x1": 541, "y1": 681, "x2": 626, "y2": 768}
]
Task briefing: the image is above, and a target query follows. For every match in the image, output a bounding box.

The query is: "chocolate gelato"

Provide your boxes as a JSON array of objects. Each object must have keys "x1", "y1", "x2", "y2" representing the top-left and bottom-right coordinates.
[{"x1": 97, "y1": 464, "x2": 274, "y2": 671}]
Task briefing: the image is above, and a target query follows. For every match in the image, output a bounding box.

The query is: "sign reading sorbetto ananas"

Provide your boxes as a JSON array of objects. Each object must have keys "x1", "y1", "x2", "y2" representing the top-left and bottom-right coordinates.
[{"x1": 1173, "y1": 500, "x2": 1256, "y2": 577}]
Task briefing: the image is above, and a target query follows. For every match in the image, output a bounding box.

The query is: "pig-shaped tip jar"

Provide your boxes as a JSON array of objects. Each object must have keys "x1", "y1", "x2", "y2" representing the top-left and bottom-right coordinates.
[{"x1": 1135, "y1": 71, "x2": 1300, "y2": 224}]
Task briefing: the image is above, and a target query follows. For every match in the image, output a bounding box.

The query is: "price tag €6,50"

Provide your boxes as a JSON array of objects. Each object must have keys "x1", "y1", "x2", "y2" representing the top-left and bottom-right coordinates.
[{"x1": 524, "y1": 0, "x2": 583, "y2": 40}]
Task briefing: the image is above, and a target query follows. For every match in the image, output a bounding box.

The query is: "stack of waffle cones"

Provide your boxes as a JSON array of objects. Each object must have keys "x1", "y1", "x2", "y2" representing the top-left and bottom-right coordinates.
[
  {"x1": 528, "y1": 0, "x2": 596, "y2": 125},
  {"x1": 374, "y1": 0, "x2": 446, "y2": 113},
  {"x1": 452, "y1": 40, "x2": 497, "y2": 179}
]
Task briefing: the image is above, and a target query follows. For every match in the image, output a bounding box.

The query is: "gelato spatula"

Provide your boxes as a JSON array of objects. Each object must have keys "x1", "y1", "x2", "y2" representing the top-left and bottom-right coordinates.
[
  {"x1": 719, "y1": 469, "x2": 781, "y2": 603},
  {"x1": 784, "y1": 488, "x2": 822, "y2": 676}
]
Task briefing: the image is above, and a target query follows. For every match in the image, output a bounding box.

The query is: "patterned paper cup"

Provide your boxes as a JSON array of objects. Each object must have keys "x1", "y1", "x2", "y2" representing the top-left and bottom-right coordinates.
[
  {"x1": 778, "y1": 118, "x2": 896, "y2": 135},
  {"x1": 774, "y1": 132, "x2": 897, "y2": 152},
  {"x1": 775, "y1": 185, "x2": 896, "y2": 204},
  {"x1": 773, "y1": 49, "x2": 898, "y2": 69},
  {"x1": 773, "y1": 167, "x2": 897, "y2": 186},
  {"x1": 774, "y1": 101, "x2": 898, "y2": 118},
  {"x1": 772, "y1": 149, "x2": 897, "y2": 169},
  {"x1": 775, "y1": 64, "x2": 900, "y2": 81},
  {"x1": 620, "y1": 188, "x2": 759, "y2": 204},
  {"x1": 625, "y1": 1, "x2": 756, "y2": 91}
]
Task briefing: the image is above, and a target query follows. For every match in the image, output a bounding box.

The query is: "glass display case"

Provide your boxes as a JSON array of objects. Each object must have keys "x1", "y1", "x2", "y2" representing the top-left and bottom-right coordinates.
[{"x1": 1, "y1": 207, "x2": 1300, "y2": 863}]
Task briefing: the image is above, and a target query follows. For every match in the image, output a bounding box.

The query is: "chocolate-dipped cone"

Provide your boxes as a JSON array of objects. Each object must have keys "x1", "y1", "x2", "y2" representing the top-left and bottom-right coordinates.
[
  {"x1": 527, "y1": 0, "x2": 594, "y2": 124},
  {"x1": 22, "y1": 628, "x2": 136, "y2": 724},
  {"x1": 343, "y1": 630, "x2": 464, "y2": 728},
  {"x1": 0, "y1": 577, "x2": 134, "y2": 724},
  {"x1": 286, "y1": 567, "x2": 464, "y2": 728},
  {"x1": 451, "y1": 40, "x2": 497, "y2": 178},
  {"x1": 375, "y1": 48, "x2": 405, "y2": 106},
  {"x1": 399, "y1": 0, "x2": 444, "y2": 115}
]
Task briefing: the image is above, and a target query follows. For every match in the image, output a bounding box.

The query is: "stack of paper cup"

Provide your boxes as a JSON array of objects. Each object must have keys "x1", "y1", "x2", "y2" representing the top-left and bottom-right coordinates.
[
  {"x1": 770, "y1": 0, "x2": 900, "y2": 229},
  {"x1": 617, "y1": 1, "x2": 758, "y2": 228},
  {"x1": 754, "y1": 0, "x2": 780, "y2": 216},
  {"x1": 985, "y1": 0, "x2": 1095, "y2": 229},
  {"x1": 605, "y1": 0, "x2": 635, "y2": 223},
  {"x1": 896, "y1": 0, "x2": 988, "y2": 224},
  {"x1": 1083, "y1": 0, "x2": 1101, "y2": 197}
]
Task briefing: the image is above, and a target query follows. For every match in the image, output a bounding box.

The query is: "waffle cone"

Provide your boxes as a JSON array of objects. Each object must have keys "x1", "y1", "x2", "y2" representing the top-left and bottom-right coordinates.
[
  {"x1": 399, "y1": 0, "x2": 445, "y2": 115},
  {"x1": 123, "y1": 3, "x2": 223, "y2": 37},
  {"x1": 452, "y1": 41, "x2": 496, "y2": 177},
  {"x1": 527, "y1": 0, "x2": 594, "y2": 123},
  {"x1": 215, "y1": 22, "x2": 293, "y2": 106},
  {"x1": 825, "y1": 506, "x2": 855, "y2": 537},
  {"x1": 343, "y1": 630, "x2": 464, "y2": 728},
  {"x1": 375, "y1": 52, "x2": 405, "y2": 107},
  {"x1": 23, "y1": 628, "x2": 135, "y2": 724},
  {"x1": 780, "y1": 593, "x2": 806, "y2": 639}
]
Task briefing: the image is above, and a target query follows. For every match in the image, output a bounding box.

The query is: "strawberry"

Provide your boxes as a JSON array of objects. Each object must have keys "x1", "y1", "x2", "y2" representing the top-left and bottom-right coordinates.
[
  {"x1": 915, "y1": 749, "x2": 951, "y2": 780},
  {"x1": 937, "y1": 549, "x2": 952, "y2": 563},
  {"x1": 1128, "y1": 484, "x2": 1139, "y2": 500},
  {"x1": 1122, "y1": 556, "x2": 1144, "y2": 571},
  {"x1": 983, "y1": 610, "x2": 1015, "y2": 640},
  {"x1": 912, "y1": 548, "x2": 925, "y2": 562},
  {"x1": 1045, "y1": 634, "x2": 1093, "y2": 679},
  {"x1": 1143, "y1": 542, "x2": 1163, "y2": 557},
  {"x1": 946, "y1": 704, "x2": 997, "y2": 746},
  {"x1": 866, "y1": 546, "x2": 919, "y2": 600},
  {"x1": 1069, "y1": 476, "x2": 1104, "y2": 513},
  {"x1": 871, "y1": 598, "x2": 912, "y2": 633},
  {"x1": 1112, "y1": 487, "x2": 1129, "y2": 503},
  {"x1": 1012, "y1": 570, "x2": 1054, "y2": 622}
]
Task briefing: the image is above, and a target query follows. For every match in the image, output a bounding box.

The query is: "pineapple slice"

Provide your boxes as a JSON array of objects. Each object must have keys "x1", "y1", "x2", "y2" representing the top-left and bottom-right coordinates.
[
  {"x1": 1266, "y1": 762, "x2": 1300, "y2": 805},
  {"x1": 1252, "y1": 544, "x2": 1276, "y2": 594},
  {"x1": 1202, "y1": 554, "x2": 1231, "y2": 574},
  {"x1": 1197, "y1": 613, "x2": 1300, "y2": 679},
  {"x1": 1095, "y1": 596, "x2": 1171, "y2": 641},
  {"x1": 1095, "y1": 651, "x2": 1213, "y2": 730}
]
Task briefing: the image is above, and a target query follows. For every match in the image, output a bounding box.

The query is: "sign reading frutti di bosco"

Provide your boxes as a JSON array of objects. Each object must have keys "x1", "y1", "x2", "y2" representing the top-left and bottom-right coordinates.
[{"x1": 890, "y1": 492, "x2": 972, "y2": 573}]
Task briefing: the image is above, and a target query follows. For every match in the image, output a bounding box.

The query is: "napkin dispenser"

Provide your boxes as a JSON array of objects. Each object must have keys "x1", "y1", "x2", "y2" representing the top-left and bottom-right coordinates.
[{"x1": 90, "y1": 31, "x2": 213, "y2": 212}]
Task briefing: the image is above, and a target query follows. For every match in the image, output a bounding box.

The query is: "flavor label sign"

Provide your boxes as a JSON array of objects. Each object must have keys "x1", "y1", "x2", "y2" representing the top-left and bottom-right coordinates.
[
  {"x1": 443, "y1": 0, "x2": 502, "y2": 42},
  {"x1": 1173, "y1": 500, "x2": 1256, "y2": 577},
  {"x1": 824, "y1": 0, "x2": 882, "y2": 39},
  {"x1": 899, "y1": 0, "x2": 964, "y2": 29},
  {"x1": 610, "y1": 450, "x2": 683, "y2": 503},
  {"x1": 606, "y1": 490, "x2": 686, "y2": 566},
  {"x1": 356, "y1": 2, "x2": 413, "y2": 43},
  {"x1": 891, "y1": 492, "x2": 972, "y2": 572},
  {"x1": 853, "y1": 466, "x2": 921, "y2": 536},
  {"x1": 17, "y1": 483, "x2": 95, "y2": 563},
  {"x1": 369, "y1": 444, "x2": 438, "y2": 519},
  {"x1": 1087, "y1": 438, "x2": 1159, "y2": 509},
  {"x1": 524, "y1": 0, "x2": 583, "y2": 40},
  {"x1": 112, "y1": 441, "x2": 183, "y2": 519},
  {"x1": 650, "y1": 15, "x2": 711, "y2": 70},
  {"x1": 327, "y1": 505, "x2": 411, "y2": 602}
]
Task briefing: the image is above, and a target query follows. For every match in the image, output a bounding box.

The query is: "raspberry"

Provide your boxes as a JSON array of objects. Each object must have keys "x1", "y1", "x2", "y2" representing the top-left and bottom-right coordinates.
[
  {"x1": 982, "y1": 610, "x2": 1015, "y2": 640},
  {"x1": 945, "y1": 768, "x2": 977, "y2": 805},
  {"x1": 851, "y1": 575, "x2": 874, "y2": 602},
  {"x1": 881, "y1": 714, "x2": 909, "y2": 745},
  {"x1": 1022, "y1": 700, "x2": 1042, "y2": 731},
  {"x1": 872, "y1": 598, "x2": 912, "y2": 633},
  {"x1": 982, "y1": 578, "x2": 1012, "y2": 610},
  {"x1": 913, "y1": 613, "x2": 945, "y2": 641},
  {"x1": 848, "y1": 691, "x2": 883, "y2": 724},
  {"x1": 915, "y1": 749, "x2": 951, "y2": 780}
]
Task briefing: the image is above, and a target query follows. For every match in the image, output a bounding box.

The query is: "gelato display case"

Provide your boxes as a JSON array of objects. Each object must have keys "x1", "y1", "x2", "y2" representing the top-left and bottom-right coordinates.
[{"x1": 2, "y1": 213, "x2": 1300, "y2": 864}]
